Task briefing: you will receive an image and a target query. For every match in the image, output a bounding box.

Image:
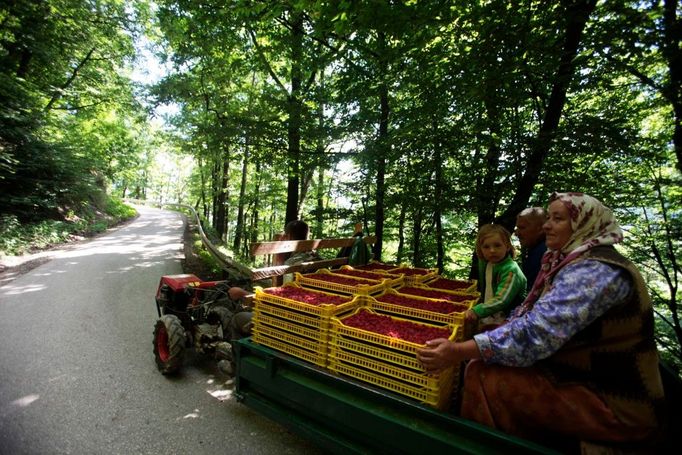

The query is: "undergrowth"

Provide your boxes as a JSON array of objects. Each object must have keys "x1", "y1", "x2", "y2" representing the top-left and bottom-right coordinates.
[{"x1": 0, "y1": 196, "x2": 137, "y2": 256}]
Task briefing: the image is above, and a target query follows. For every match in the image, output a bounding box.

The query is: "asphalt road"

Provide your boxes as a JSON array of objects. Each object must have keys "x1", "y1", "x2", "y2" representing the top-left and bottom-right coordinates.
[{"x1": 0, "y1": 205, "x2": 324, "y2": 455}]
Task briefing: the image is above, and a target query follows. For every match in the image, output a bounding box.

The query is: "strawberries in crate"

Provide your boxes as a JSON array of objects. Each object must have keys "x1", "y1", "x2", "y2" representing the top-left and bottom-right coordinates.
[
  {"x1": 376, "y1": 293, "x2": 469, "y2": 315},
  {"x1": 263, "y1": 286, "x2": 351, "y2": 306},
  {"x1": 341, "y1": 309, "x2": 451, "y2": 345},
  {"x1": 399, "y1": 286, "x2": 477, "y2": 303}
]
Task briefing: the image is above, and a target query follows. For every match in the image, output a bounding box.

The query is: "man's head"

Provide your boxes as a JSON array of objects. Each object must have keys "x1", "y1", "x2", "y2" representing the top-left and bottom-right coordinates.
[
  {"x1": 515, "y1": 207, "x2": 546, "y2": 248},
  {"x1": 284, "y1": 220, "x2": 310, "y2": 241}
]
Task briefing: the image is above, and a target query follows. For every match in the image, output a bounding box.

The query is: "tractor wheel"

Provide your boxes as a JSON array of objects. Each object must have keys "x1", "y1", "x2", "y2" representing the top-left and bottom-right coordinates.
[{"x1": 153, "y1": 314, "x2": 186, "y2": 375}]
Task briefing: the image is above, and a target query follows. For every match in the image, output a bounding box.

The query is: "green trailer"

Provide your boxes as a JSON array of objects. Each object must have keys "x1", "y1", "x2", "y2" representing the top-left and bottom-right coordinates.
[
  {"x1": 234, "y1": 338, "x2": 562, "y2": 454},
  {"x1": 234, "y1": 338, "x2": 681, "y2": 454}
]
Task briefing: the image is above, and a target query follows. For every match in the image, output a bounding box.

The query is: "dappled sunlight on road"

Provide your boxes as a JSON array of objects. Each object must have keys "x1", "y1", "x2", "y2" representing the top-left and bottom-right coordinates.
[
  {"x1": 1, "y1": 394, "x2": 40, "y2": 418},
  {"x1": 1, "y1": 283, "x2": 46, "y2": 296},
  {"x1": 56, "y1": 234, "x2": 182, "y2": 260},
  {"x1": 205, "y1": 375, "x2": 235, "y2": 402},
  {"x1": 12, "y1": 394, "x2": 39, "y2": 407},
  {"x1": 180, "y1": 409, "x2": 201, "y2": 420},
  {"x1": 33, "y1": 269, "x2": 69, "y2": 276}
]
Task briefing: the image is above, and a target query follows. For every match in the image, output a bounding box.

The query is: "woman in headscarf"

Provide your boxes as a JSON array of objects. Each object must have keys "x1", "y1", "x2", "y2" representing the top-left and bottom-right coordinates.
[{"x1": 417, "y1": 192, "x2": 665, "y2": 448}]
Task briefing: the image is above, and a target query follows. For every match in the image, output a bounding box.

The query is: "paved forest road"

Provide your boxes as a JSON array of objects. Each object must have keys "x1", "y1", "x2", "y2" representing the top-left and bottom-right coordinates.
[{"x1": 0, "y1": 206, "x2": 323, "y2": 455}]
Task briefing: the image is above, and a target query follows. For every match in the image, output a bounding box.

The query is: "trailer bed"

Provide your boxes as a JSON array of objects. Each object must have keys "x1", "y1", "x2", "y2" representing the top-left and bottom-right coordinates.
[{"x1": 234, "y1": 338, "x2": 560, "y2": 454}]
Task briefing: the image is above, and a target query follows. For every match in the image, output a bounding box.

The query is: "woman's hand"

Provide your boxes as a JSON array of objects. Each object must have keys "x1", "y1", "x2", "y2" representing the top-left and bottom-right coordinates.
[
  {"x1": 417, "y1": 338, "x2": 481, "y2": 374},
  {"x1": 417, "y1": 338, "x2": 459, "y2": 374}
]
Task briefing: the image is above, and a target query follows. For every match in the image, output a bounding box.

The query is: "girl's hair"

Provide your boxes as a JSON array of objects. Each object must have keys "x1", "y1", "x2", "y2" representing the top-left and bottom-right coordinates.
[{"x1": 476, "y1": 223, "x2": 516, "y2": 259}]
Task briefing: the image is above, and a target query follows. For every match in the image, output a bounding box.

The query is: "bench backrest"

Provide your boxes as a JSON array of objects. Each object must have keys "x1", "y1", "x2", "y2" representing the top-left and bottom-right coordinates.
[{"x1": 249, "y1": 236, "x2": 376, "y2": 284}]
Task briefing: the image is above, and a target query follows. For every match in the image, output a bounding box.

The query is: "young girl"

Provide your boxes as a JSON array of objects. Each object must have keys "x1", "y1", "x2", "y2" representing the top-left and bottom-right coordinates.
[{"x1": 466, "y1": 224, "x2": 527, "y2": 333}]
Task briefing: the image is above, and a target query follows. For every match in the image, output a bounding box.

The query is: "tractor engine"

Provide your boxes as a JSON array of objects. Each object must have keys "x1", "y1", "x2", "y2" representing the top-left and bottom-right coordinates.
[{"x1": 155, "y1": 274, "x2": 202, "y2": 318}]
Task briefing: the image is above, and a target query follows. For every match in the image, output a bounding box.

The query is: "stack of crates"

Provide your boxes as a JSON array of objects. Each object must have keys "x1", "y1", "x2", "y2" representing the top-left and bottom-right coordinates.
[
  {"x1": 365, "y1": 288, "x2": 476, "y2": 339},
  {"x1": 252, "y1": 283, "x2": 360, "y2": 368},
  {"x1": 251, "y1": 263, "x2": 478, "y2": 410},
  {"x1": 328, "y1": 308, "x2": 459, "y2": 410}
]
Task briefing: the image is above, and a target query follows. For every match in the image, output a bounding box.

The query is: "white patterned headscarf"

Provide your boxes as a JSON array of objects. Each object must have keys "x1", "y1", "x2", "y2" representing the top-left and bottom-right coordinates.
[
  {"x1": 524, "y1": 192, "x2": 623, "y2": 306},
  {"x1": 550, "y1": 192, "x2": 623, "y2": 256}
]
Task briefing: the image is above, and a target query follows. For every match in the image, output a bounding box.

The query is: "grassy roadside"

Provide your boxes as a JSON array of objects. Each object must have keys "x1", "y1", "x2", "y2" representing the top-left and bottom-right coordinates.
[{"x1": 0, "y1": 196, "x2": 137, "y2": 257}]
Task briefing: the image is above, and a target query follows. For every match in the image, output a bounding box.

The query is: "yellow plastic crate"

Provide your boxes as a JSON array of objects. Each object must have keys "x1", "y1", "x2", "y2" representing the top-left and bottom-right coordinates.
[
  {"x1": 329, "y1": 334, "x2": 423, "y2": 371},
  {"x1": 330, "y1": 308, "x2": 458, "y2": 359},
  {"x1": 424, "y1": 277, "x2": 478, "y2": 294},
  {"x1": 254, "y1": 308, "x2": 328, "y2": 342},
  {"x1": 335, "y1": 265, "x2": 404, "y2": 288},
  {"x1": 254, "y1": 300, "x2": 330, "y2": 330},
  {"x1": 252, "y1": 324, "x2": 327, "y2": 367},
  {"x1": 254, "y1": 282, "x2": 359, "y2": 317},
  {"x1": 387, "y1": 266, "x2": 439, "y2": 285},
  {"x1": 295, "y1": 269, "x2": 389, "y2": 296},
  {"x1": 327, "y1": 359, "x2": 456, "y2": 410},
  {"x1": 328, "y1": 347, "x2": 454, "y2": 388},
  {"x1": 367, "y1": 288, "x2": 475, "y2": 327}
]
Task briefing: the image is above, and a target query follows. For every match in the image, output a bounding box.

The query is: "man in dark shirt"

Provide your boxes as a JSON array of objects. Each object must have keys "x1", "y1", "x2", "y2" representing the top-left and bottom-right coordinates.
[{"x1": 514, "y1": 207, "x2": 547, "y2": 291}]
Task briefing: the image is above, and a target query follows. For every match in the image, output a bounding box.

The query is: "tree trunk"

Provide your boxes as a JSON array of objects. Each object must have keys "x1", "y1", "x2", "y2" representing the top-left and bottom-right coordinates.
[
  {"x1": 197, "y1": 155, "x2": 208, "y2": 219},
  {"x1": 397, "y1": 204, "x2": 406, "y2": 265},
  {"x1": 497, "y1": 0, "x2": 598, "y2": 231},
  {"x1": 211, "y1": 159, "x2": 219, "y2": 229},
  {"x1": 477, "y1": 96, "x2": 503, "y2": 227},
  {"x1": 433, "y1": 121, "x2": 445, "y2": 273},
  {"x1": 374, "y1": 32, "x2": 390, "y2": 261},
  {"x1": 233, "y1": 139, "x2": 249, "y2": 253},
  {"x1": 45, "y1": 47, "x2": 95, "y2": 111},
  {"x1": 249, "y1": 160, "x2": 262, "y2": 262},
  {"x1": 662, "y1": 0, "x2": 681, "y2": 173},
  {"x1": 285, "y1": 10, "x2": 303, "y2": 225},
  {"x1": 412, "y1": 205, "x2": 423, "y2": 267},
  {"x1": 215, "y1": 155, "x2": 229, "y2": 241},
  {"x1": 315, "y1": 166, "x2": 324, "y2": 238}
]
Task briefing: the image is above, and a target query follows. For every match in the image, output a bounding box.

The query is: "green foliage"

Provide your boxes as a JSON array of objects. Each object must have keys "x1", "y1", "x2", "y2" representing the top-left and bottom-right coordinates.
[
  {"x1": 0, "y1": 216, "x2": 75, "y2": 255},
  {"x1": 0, "y1": 196, "x2": 137, "y2": 256},
  {"x1": 106, "y1": 197, "x2": 138, "y2": 220},
  {"x1": 193, "y1": 239, "x2": 225, "y2": 276},
  {"x1": 0, "y1": 0, "x2": 154, "y2": 221}
]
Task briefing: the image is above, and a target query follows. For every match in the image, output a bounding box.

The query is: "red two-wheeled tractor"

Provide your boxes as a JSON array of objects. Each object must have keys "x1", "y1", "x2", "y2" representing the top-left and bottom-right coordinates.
[{"x1": 153, "y1": 274, "x2": 236, "y2": 374}]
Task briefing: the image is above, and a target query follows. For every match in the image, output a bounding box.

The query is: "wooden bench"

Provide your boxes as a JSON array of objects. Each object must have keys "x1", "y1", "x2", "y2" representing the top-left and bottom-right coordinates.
[{"x1": 249, "y1": 235, "x2": 376, "y2": 286}]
